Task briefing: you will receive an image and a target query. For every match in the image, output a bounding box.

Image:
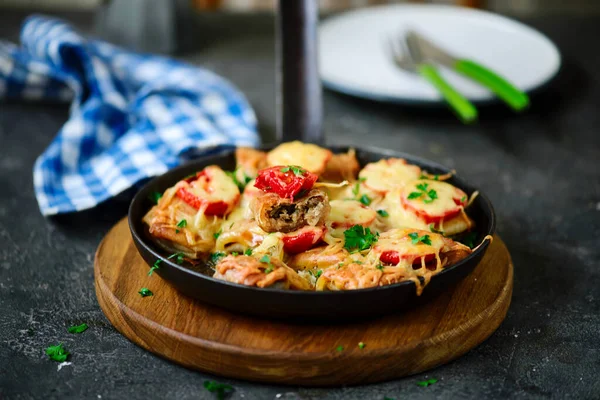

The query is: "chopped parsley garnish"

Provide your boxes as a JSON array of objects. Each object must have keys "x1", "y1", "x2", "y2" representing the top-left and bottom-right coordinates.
[
  {"x1": 460, "y1": 232, "x2": 478, "y2": 249},
  {"x1": 343, "y1": 225, "x2": 379, "y2": 252},
  {"x1": 358, "y1": 342, "x2": 366, "y2": 349},
  {"x1": 244, "y1": 248, "x2": 252, "y2": 256},
  {"x1": 138, "y1": 288, "x2": 153, "y2": 297},
  {"x1": 148, "y1": 259, "x2": 161, "y2": 276},
  {"x1": 353, "y1": 260, "x2": 363, "y2": 265},
  {"x1": 210, "y1": 252, "x2": 226, "y2": 264},
  {"x1": 461, "y1": 195, "x2": 467, "y2": 203},
  {"x1": 203, "y1": 380, "x2": 233, "y2": 399},
  {"x1": 175, "y1": 219, "x2": 187, "y2": 233},
  {"x1": 408, "y1": 232, "x2": 432, "y2": 245},
  {"x1": 336, "y1": 345, "x2": 344, "y2": 352},
  {"x1": 68, "y1": 323, "x2": 88, "y2": 334},
  {"x1": 352, "y1": 181, "x2": 361, "y2": 197},
  {"x1": 407, "y1": 183, "x2": 438, "y2": 204},
  {"x1": 377, "y1": 209, "x2": 389, "y2": 217},
  {"x1": 280, "y1": 165, "x2": 306, "y2": 176},
  {"x1": 213, "y1": 229, "x2": 222, "y2": 239},
  {"x1": 231, "y1": 251, "x2": 239, "y2": 256},
  {"x1": 168, "y1": 252, "x2": 185, "y2": 264},
  {"x1": 148, "y1": 191, "x2": 163, "y2": 205},
  {"x1": 417, "y1": 378, "x2": 438, "y2": 387},
  {"x1": 359, "y1": 194, "x2": 372, "y2": 206},
  {"x1": 260, "y1": 254, "x2": 274, "y2": 273},
  {"x1": 429, "y1": 224, "x2": 444, "y2": 234},
  {"x1": 45, "y1": 343, "x2": 69, "y2": 362},
  {"x1": 376, "y1": 264, "x2": 384, "y2": 271},
  {"x1": 338, "y1": 262, "x2": 344, "y2": 267},
  {"x1": 359, "y1": 177, "x2": 367, "y2": 182},
  {"x1": 308, "y1": 269, "x2": 323, "y2": 278},
  {"x1": 226, "y1": 169, "x2": 252, "y2": 192}
]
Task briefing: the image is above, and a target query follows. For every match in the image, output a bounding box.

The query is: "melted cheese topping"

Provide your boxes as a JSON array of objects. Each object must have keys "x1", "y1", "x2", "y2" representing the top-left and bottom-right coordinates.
[
  {"x1": 266, "y1": 141, "x2": 332, "y2": 175},
  {"x1": 328, "y1": 200, "x2": 377, "y2": 228},
  {"x1": 143, "y1": 145, "x2": 476, "y2": 295},
  {"x1": 401, "y1": 179, "x2": 466, "y2": 219},
  {"x1": 382, "y1": 188, "x2": 430, "y2": 231},
  {"x1": 186, "y1": 165, "x2": 240, "y2": 206},
  {"x1": 359, "y1": 158, "x2": 421, "y2": 193}
]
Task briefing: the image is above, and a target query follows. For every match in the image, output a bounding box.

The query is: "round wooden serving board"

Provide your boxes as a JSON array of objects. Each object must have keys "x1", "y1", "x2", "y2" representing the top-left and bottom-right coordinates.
[{"x1": 95, "y1": 218, "x2": 513, "y2": 386}]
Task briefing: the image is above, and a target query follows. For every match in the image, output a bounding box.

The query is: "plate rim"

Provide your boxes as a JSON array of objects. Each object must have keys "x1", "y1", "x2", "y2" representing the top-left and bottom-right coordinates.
[
  {"x1": 128, "y1": 144, "x2": 496, "y2": 297},
  {"x1": 319, "y1": 3, "x2": 562, "y2": 105}
]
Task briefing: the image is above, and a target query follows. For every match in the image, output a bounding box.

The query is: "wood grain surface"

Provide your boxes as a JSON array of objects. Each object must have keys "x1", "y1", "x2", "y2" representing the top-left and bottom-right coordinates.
[{"x1": 95, "y1": 217, "x2": 513, "y2": 386}]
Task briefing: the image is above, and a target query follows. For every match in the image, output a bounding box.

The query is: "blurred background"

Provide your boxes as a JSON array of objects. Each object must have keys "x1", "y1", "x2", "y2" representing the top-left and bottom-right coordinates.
[{"x1": 2, "y1": 0, "x2": 600, "y2": 15}]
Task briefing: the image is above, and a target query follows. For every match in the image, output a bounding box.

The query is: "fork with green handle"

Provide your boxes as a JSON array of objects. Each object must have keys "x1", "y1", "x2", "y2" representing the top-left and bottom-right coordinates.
[{"x1": 388, "y1": 30, "x2": 530, "y2": 123}]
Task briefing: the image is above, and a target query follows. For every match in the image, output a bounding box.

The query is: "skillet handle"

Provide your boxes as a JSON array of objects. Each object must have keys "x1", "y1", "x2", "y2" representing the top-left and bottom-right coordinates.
[{"x1": 276, "y1": 0, "x2": 323, "y2": 144}]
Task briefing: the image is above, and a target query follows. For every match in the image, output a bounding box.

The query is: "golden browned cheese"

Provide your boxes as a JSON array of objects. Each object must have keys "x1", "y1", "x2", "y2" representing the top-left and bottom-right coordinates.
[
  {"x1": 316, "y1": 262, "x2": 383, "y2": 291},
  {"x1": 142, "y1": 185, "x2": 220, "y2": 257},
  {"x1": 321, "y1": 149, "x2": 360, "y2": 182},
  {"x1": 266, "y1": 141, "x2": 332, "y2": 175},
  {"x1": 251, "y1": 189, "x2": 331, "y2": 233},
  {"x1": 214, "y1": 255, "x2": 311, "y2": 290},
  {"x1": 235, "y1": 147, "x2": 268, "y2": 177},
  {"x1": 287, "y1": 246, "x2": 349, "y2": 271}
]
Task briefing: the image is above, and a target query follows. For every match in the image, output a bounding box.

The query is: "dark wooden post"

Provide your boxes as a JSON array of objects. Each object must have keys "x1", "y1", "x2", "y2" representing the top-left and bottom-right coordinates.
[{"x1": 276, "y1": 0, "x2": 323, "y2": 144}]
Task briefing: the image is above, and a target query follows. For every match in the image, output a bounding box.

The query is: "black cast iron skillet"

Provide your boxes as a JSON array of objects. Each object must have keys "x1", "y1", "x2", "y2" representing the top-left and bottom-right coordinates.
[{"x1": 128, "y1": 145, "x2": 496, "y2": 320}]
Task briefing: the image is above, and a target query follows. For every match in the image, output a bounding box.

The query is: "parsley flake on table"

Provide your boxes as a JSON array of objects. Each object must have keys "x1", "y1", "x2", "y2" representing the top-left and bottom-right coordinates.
[
  {"x1": 343, "y1": 225, "x2": 379, "y2": 252},
  {"x1": 148, "y1": 259, "x2": 161, "y2": 276},
  {"x1": 138, "y1": 288, "x2": 153, "y2": 297},
  {"x1": 416, "y1": 378, "x2": 438, "y2": 387},
  {"x1": 175, "y1": 219, "x2": 187, "y2": 233},
  {"x1": 148, "y1": 191, "x2": 162, "y2": 205},
  {"x1": 213, "y1": 229, "x2": 222, "y2": 239},
  {"x1": 68, "y1": 323, "x2": 88, "y2": 334},
  {"x1": 280, "y1": 165, "x2": 305, "y2": 176},
  {"x1": 244, "y1": 248, "x2": 252, "y2": 256},
  {"x1": 203, "y1": 380, "x2": 233, "y2": 400},
  {"x1": 210, "y1": 252, "x2": 226, "y2": 264},
  {"x1": 168, "y1": 252, "x2": 185, "y2": 264},
  {"x1": 45, "y1": 343, "x2": 69, "y2": 362},
  {"x1": 358, "y1": 342, "x2": 366, "y2": 349},
  {"x1": 408, "y1": 232, "x2": 432, "y2": 245},
  {"x1": 336, "y1": 345, "x2": 344, "y2": 352},
  {"x1": 359, "y1": 194, "x2": 372, "y2": 206},
  {"x1": 407, "y1": 183, "x2": 438, "y2": 204},
  {"x1": 377, "y1": 209, "x2": 389, "y2": 217},
  {"x1": 226, "y1": 168, "x2": 252, "y2": 192}
]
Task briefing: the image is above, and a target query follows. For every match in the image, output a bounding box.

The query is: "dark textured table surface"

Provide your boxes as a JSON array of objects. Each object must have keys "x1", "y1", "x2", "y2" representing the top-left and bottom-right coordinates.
[{"x1": 1, "y1": 9, "x2": 599, "y2": 400}]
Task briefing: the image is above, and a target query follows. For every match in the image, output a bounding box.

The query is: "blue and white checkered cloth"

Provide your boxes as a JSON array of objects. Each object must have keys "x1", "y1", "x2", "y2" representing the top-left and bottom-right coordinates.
[{"x1": 0, "y1": 15, "x2": 260, "y2": 216}]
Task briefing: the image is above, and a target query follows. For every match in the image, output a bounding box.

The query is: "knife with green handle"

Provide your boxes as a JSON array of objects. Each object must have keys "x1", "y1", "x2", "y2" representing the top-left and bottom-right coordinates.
[
  {"x1": 407, "y1": 31, "x2": 530, "y2": 111},
  {"x1": 404, "y1": 32, "x2": 478, "y2": 123}
]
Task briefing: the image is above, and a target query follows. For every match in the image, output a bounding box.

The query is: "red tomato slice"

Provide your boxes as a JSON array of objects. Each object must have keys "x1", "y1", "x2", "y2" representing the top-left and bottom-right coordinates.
[
  {"x1": 176, "y1": 166, "x2": 240, "y2": 216},
  {"x1": 254, "y1": 165, "x2": 318, "y2": 201},
  {"x1": 380, "y1": 250, "x2": 435, "y2": 266},
  {"x1": 282, "y1": 226, "x2": 325, "y2": 254}
]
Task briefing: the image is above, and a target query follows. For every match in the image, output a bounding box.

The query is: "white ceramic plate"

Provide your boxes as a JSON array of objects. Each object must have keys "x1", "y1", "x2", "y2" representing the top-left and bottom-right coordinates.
[{"x1": 319, "y1": 4, "x2": 561, "y2": 104}]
